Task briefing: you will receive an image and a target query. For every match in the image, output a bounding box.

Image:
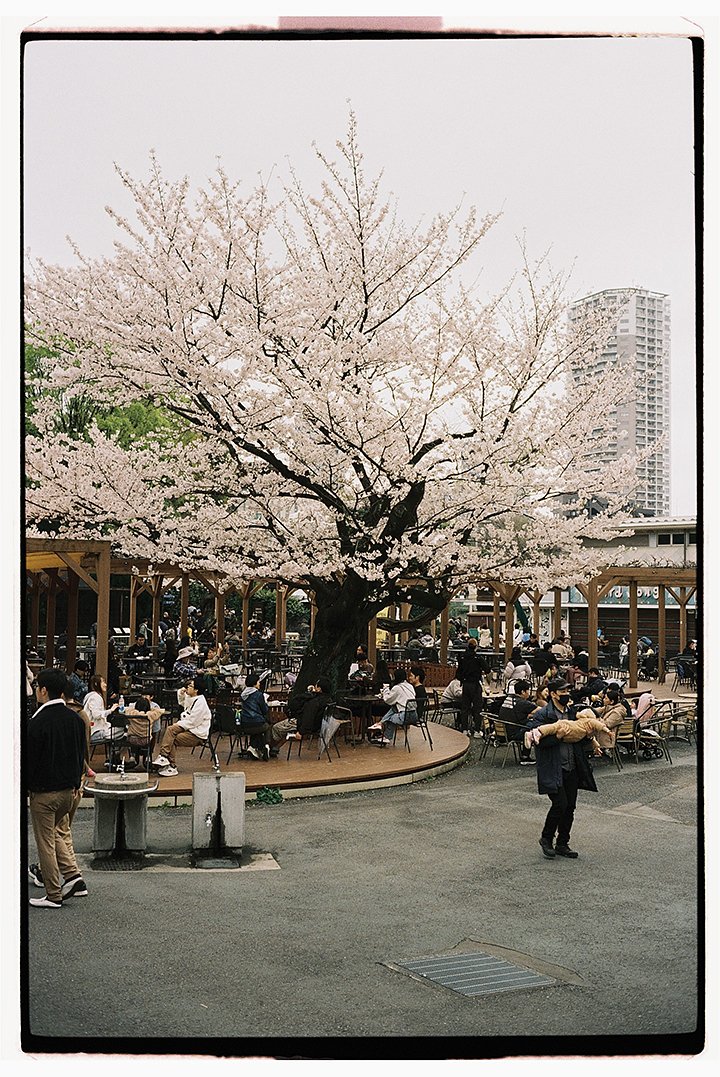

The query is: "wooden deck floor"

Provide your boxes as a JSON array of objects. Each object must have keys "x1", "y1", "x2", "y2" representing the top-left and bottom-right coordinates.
[{"x1": 85, "y1": 722, "x2": 470, "y2": 802}]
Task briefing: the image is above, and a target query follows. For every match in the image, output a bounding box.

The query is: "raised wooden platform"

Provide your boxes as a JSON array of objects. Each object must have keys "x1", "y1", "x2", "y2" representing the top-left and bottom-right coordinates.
[{"x1": 83, "y1": 722, "x2": 470, "y2": 803}]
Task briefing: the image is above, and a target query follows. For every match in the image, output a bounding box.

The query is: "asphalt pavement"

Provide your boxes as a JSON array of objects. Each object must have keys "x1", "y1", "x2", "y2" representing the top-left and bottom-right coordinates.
[{"x1": 23, "y1": 735, "x2": 701, "y2": 1060}]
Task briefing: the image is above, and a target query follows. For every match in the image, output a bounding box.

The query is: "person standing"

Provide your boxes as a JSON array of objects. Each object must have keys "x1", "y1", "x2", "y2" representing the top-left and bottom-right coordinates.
[
  {"x1": 455, "y1": 637, "x2": 486, "y2": 736},
  {"x1": 26, "y1": 669, "x2": 89, "y2": 908},
  {"x1": 525, "y1": 676, "x2": 600, "y2": 859}
]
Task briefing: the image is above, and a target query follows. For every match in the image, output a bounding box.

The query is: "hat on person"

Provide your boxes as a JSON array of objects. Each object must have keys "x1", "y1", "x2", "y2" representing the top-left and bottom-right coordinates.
[
  {"x1": 547, "y1": 676, "x2": 571, "y2": 693},
  {"x1": 177, "y1": 646, "x2": 195, "y2": 660}
]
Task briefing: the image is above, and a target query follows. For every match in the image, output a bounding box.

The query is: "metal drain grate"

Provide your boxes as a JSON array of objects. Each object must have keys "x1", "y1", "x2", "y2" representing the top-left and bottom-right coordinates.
[
  {"x1": 90, "y1": 857, "x2": 145, "y2": 871},
  {"x1": 396, "y1": 951, "x2": 557, "y2": 997}
]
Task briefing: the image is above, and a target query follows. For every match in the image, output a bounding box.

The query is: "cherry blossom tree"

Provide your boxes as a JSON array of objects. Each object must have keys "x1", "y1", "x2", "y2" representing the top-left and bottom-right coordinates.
[{"x1": 25, "y1": 114, "x2": 638, "y2": 691}]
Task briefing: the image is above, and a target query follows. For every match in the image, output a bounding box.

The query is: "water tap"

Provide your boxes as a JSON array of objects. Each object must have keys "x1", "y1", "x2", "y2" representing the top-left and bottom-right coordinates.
[{"x1": 205, "y1": 811, "x2": 213, "y2": 828}]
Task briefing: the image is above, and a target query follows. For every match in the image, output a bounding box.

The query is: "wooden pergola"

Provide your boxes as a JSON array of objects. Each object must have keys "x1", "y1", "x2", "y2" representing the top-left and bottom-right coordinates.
[
  {"x1": 26, "y1": 537, "x2": 112, "y2": 682},
  {"x1": 26, "y1": 539, "x2": 696, "y2": 691}
]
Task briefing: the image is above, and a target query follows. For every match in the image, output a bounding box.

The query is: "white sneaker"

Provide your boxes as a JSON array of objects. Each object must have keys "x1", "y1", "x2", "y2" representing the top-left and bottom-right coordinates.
[
  {"x1": 152, "y1": 755, "x2": 170, "y2": 768},
  {"x1": 246, "y1": 746, "x2": 262, "y2": 759},
  {"x1": 29, "y1": 895, "x2": 62, "y2": 908},
  {"x1": 158, "y1": 765, "x2": 179, "y2": 776}
]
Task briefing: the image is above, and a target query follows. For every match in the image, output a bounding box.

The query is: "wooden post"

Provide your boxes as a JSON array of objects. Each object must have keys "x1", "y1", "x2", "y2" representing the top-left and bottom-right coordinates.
[
  {"x1": 275, "y1": 585, "x2": 287, "y2": 647},
  {"x1": 215, "y1": 591, "x2": 226, "y2": 644},
  {"x1": 440, "y1": 603, "x2": 449, "y2": 666},
  {"x1": 129, "y1": 575, "x2": 138, "y2": 641},
  {"x1": 492, "y1": 590, "x2": 501, "y2": 651},
  {"x1": 95, "y1": 545, "x2": 111, "y2": 685},
  {"x1": 180, "y1": 574, "x2": 189, "y2": 639},
  {"x1": 151, "y1": 575, "x2": 162, "y2": 648},
  {"x1": 553, "y1": 588, "x2": 562, "y2": 640},
  {"x1": 657, "y1": 585, "x2": 666, "y2": 683},
  {"x1": 679, "y1": 587, "x2": 687, "y2": 652},
  {"x1": 629, "y1": 580, "x2": 638, "y2": 689},
  {"x1": 45, "y1": 569, "x2": 57, "y2": 666},
  {"x1": 240, "y1": 588, "x2": 250, "y2": 650},
  {"x1": 367, "y1": 615, "x2": 378, "y2": 670},
  {"x1": 309, "y1": 595, "x2": 317, "y2": 637},
  {"x1": 66, "y1": 570, "x2": 79, "y2": 670},
  {"x1": 504, "y1": 592, "x2": 514, "y2": 662},
  {"x1": 587, "y1": 580, "x2": 598, "y2": 668}
]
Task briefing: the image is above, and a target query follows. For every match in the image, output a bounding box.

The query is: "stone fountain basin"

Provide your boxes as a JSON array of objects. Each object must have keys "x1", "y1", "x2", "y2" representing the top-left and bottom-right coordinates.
[{"x1": 86, "y1": 773, "x2": 158, "y2": 797}]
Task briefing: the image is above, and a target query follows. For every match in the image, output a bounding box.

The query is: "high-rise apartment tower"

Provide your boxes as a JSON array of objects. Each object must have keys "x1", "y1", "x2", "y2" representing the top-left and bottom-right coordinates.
[{"x1": 569, "y1": 288, "x2": 671, "y2": 516}]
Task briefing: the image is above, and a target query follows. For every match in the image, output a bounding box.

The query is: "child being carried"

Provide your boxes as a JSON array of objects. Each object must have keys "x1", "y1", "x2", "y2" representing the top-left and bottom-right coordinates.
[{"x1": 524, "y1": 707, "x2": 613, "y2": 754}]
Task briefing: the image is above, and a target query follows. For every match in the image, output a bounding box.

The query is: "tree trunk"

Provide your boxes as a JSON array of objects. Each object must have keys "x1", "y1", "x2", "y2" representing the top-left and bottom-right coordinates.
[{"x1": 292, "y1": 577, "x2": 383, "y2": 700}]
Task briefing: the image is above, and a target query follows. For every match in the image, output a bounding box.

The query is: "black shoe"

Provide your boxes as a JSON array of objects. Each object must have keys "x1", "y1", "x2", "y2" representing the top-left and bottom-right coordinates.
[
  {"x1": 539, "y1": 837, "x2": 556, "y2": 859},
  {"x1": 555, "y1": 844, "x2": 579, "y2": 858}
]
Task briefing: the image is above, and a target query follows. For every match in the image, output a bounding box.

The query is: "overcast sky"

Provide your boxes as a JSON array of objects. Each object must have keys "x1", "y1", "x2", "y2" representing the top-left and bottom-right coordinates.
[{"x1": 21, "y1": 29, "x2": 698, "y2": 514}]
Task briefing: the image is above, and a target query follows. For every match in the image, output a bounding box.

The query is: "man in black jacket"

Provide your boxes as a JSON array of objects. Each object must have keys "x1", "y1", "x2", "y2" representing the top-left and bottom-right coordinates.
[
  {"x1": 525, "y1": 677, "x2": 600, "y2": 859},
  {"x1": 455, "y1": 638, "x2": 487, "y2": 736},
  {"x1": 26, "y1": 669, "x2": 88, "y2": 908}
]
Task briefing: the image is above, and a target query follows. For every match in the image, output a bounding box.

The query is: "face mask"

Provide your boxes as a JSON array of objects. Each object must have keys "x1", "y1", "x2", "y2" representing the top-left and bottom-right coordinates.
[{"x1": 558, "y1": 693, "x2": 571, "y2": 705}]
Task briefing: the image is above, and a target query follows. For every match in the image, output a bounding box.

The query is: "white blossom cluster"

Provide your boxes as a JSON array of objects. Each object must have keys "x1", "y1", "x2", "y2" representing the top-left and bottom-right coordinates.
[{"x1": 25, "y1": 115, "x2": 642, "y2": 605}]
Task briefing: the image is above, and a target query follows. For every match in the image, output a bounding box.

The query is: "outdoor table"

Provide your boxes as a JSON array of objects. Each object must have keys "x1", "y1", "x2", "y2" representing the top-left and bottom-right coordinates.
[{"x1": 340, "y1": 692, "x2": 386, "y2": 741}]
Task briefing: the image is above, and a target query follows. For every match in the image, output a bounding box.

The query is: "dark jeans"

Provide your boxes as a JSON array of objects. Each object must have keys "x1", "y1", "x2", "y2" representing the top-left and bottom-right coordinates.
[
  {"x1": 541, "y1": 769, "x2": 579, "y2": 846},
  {"x1": 458, "y1": 681, "x2": 483, "y2": 733}
]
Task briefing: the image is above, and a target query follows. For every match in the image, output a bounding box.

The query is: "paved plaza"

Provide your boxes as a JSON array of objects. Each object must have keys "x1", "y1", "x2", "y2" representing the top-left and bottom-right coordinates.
[{"x1": 23, "y1": 730, "x2": 701, "y2": 1059}]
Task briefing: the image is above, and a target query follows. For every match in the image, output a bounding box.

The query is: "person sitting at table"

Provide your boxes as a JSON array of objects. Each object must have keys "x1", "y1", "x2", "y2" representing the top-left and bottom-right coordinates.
[
  {"x1": 551, "y1": 633, "x2": 574, "y2": 661},
  {"x1": 408, "y1": 665, "x2": 428, "y2": 716},
  {"x1": 675, "y1": 640, "x2": 697, "y2": 682},
  {"x1": 83, "y1": 675, "x2": 123, "y2": 745},
  {"x1": 348, "y1": 656, "x2": 375, "y2": 688},
  {"x1": 126, "y1": 635, "x2": 150, "y2": 661},
  {"x1": 498, "y1": 678, "x2": 539, "y2": 763},
  {"x1": 477, "y1": 627, "x2": 493, "y2": 649},
  {"x1": 152, "y1": 675, "x2": 211, "y2": 776},
  {"x1": 503, "y1": 647, "x2": 532, "y2": 691},
  {"x1": 272, "y1": 677, "x2": 334, "y2": 752},
  {"x1": 236, "y1": 672, "x2": 272, "y2": 760},
  {"x1": 124, "y1": 696, "x2": 165, "y2": 770},
  {"x1": 66, "y1": 660, "x2": 90, "y2": 705},
  {"x1": 592, "y1": 685, "x2": 629, "y2": 737},
  {"x1": 368, "y1": 668, "x2": 416, "y2": 746},
  {"x1": 162, "y1": 635, "x2": 178, "y2": 678},
  {"x1": 173, "y1": 642, "x2": 199, "y2": 679},
  {"x1": 541, "y1": 660, "x2": 561, "y2": 687}
]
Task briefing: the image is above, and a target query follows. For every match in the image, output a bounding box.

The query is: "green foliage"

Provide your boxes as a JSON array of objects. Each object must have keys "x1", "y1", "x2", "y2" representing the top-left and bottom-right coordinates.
[{"x1": 25, "y1": 338, "x2": 187, "y2": 447}]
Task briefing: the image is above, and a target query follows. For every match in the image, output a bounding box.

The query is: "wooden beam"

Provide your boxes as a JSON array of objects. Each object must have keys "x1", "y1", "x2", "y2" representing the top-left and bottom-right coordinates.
[
  {"x1": 679, "y1": 588, "x2": 687, "y2": 651},
  {"x1": 66, "y1": 571, "x2": 79, "y2": 670},
  {"x1": 597, "y1": 577, "x2": 622, "y2": 603},
  {"x1": 55, "y1": 552, "x2": 99, "y2": 594},
  {"x1": 241, "y1": 592, "x2": 249, "y2": 649},
  {"x1": 504, "y1": 590, "x2": 515, "y2": 663},
  {"x1": 95, "y1": 546, "x2": 111, "y2": 685},
  {"x1": 629, "y1": 580, "x2": 638, "y2": 689},
  {"x1": 400, "y1": 603, "x2": 411, "y2": 644},
  {"x1": 493, "y1": 589, "x2": 501, "y2": 651}
]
